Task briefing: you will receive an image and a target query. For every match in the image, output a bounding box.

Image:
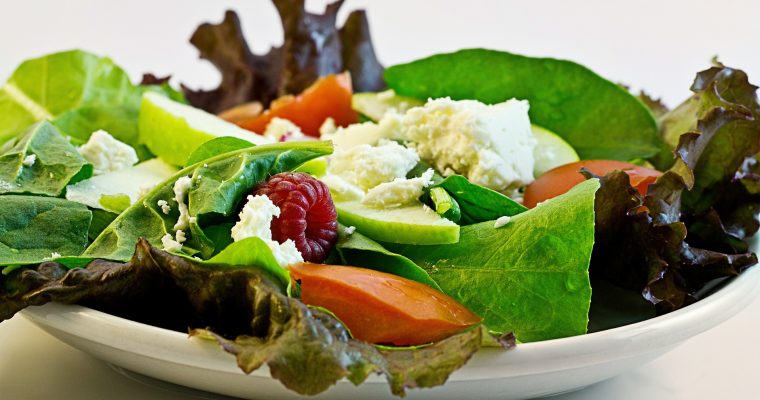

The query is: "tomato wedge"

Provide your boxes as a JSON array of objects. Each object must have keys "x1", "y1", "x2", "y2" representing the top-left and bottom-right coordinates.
[
  {"x1": 238, "y1": 73, "x2": 358, "y2": 137},
  {"x1": 523, "y1": 160, "x2": 662, "y2": 208},
  {"x1": 289, "y1": 263, "x2": 481, "y2": 346}
]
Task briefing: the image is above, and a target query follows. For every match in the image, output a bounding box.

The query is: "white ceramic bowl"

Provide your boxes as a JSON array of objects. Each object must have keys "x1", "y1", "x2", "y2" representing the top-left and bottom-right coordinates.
[{"x1": 21, "y1": 263, "x2": 760, "y2": 400}]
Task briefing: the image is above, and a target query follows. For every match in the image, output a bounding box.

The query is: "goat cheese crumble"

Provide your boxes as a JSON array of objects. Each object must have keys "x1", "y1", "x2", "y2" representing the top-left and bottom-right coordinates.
[
  {"x1": 400, "y1": 97, "x2": 536, "y2": 192},
  {"x1": 231, "y1": 195, "x2": 304, "y2": 268},
  {"x1": 327, "y1": 139, "x2": 419, "y2": 191},
  {"x1": 78, "y1": 130, "x2": 139, "y2": 175},
  {"x1": 172, "y1": 176, "x2": 192, "y2": 230},
  {"x1": 22, "y1": 154, "x2": 36, "y2": 167},
  {"x1": 362, "y1": 168, "x2": 435, "y2": 208}
]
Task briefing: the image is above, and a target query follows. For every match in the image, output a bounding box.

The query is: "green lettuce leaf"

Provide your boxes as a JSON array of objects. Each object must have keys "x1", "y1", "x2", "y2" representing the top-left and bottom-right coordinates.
[
  {"x1": 0, "y1": 195, "x2": 92, "y2": 266},
  {"x1": 0, "y1": 240, "x2": 511, "y2": 396},
  {"x1": 388, "y1": 179, "x2": 599, "y2": 342},
  {"x1": 335, "y1": 228, "x2": 441, "y2": 290},
  {"x1": 384, "y1": 49, "x2": 663, "y2": 161},
  {"x1": 205, "y1": 237, "x2": 288, "y2": 289},
  {"x1": 0, "y1": 50, "x2": 182, "y2": 155},
  {"x1": 83, "y1": 141, "x2": 332, "y2": 261},
  {"x1": 0, "y1": 121, "x2": 92, "y2": 196},
  {"x1": 183, "y1": 0, "x2": 385, "y2": 113}
]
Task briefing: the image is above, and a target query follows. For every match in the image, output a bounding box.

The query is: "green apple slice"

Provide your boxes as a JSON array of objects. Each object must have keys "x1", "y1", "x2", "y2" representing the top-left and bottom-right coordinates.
[
  {"x1": 139, "y1": 92, "x2": 272, "y2": 166},
  {"x1": 352, "y1": 90, "x2": 424, "y2": 121},
  {"x1": 295, "y1": 157, "x2": 328, "y2": 177},
  {"x1": 532, "y1": 124, "x2": 580, "y2": 177},
  {"x1": 335, "y1": 200, "x2": 459, "y2": 245}
]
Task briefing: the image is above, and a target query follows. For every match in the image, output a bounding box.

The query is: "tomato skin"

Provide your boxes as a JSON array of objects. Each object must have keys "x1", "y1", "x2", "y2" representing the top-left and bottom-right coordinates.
[
  {"x1": 289, "y1": 263, "x2": 481, "y2": 346},
  {"x1": 238, "y1": 73, "x2": 358, "y2": 137},
  {"x1": 523, "y1": 160, "x2": 662, "y2": 208}
]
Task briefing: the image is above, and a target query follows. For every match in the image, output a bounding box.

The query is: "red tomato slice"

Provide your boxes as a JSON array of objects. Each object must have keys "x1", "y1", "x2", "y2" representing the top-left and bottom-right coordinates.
[
  {"x1": 523, "y1": 160, "x2": 662, "y2": 208},
  {"x1": 238, "y1": 73, "x2": 358, "y2": 137},
  {"x1": 289, "y1": 262, "x2": 481, "y2": 346}
]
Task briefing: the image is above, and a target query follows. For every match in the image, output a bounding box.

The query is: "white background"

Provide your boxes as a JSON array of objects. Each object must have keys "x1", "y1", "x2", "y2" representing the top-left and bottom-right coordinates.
[{"x1": 1, "y1": 0, "x2": 760, "y2": 399}]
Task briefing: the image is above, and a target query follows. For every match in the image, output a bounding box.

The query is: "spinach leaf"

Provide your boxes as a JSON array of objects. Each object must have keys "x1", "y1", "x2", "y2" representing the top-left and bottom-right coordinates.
[
  {"x1": 0, "y1": 121, "x2": 91, "y2": 196},
  {"x1": 0, "y1": 196, "x2": 92, "y2": 266},
  {"x1": 388, "y1": 179, "x2": 599, "y2": 342},
  {"x1": 385, "y1": 49, "x2": 663, "y2": 161},
  {"x1": 184, "y1": 136, "x2": 254, "y2": 167},
  {"x1": 0, "y1": 239, "x2": 507, "y2": 396},
  {"x1": 0, "y1": 50, "x2": 182, "y2": 154},
  {"x1": 436, "y1": 175, "x2": 527, "y2": 224},
  {"x1": 83, "y1": 141, "x2": 333, "y2": 261},
  {"x1": 335, "y1": 228, "x2": 441, "y2": 290},
  {"x1": 408, "y1": 162, "x2": 526, "y2": 224},
  {"x1": 205, "y1": 237, "x2": 288, "y2": 289},
  {"x1": 88, "y1": 209, "x2": 118, "y2": 241}
]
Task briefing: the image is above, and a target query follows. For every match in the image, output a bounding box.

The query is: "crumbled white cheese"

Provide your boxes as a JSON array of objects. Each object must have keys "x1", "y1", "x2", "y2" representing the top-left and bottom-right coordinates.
[
  {"x1": 77, "y1": 130, "x2": 139, "y2": 175},
  {"x1": 343, "y1": 226, "x2": 356, "y2": 235},
  {"x1": 231, "y1": 195, "x2": 304, "y2": 268},
  {"x1": 161, "y1": 233, "x2": 184, "y2": 253},
  {"x1": 157, "y1": 199, "x2": 171, "y2": 215},
  {"x1": 42, "y1": 252, "x2": 62, "y2": 261},
  {"x1": 22, "y1": 154, "x2": 36, "y2": 167},
  {"x1": 319, "y1": 117, "x2": 337, "y2": 136},
  {"x1": 401, "y1": 97, "x2": 536, "y2": 192},
  {"x1": 323, "y1": 112, "x2": 403, "y2": 150},
  {"x1": 175, "y1": 229, "x2": 187, "y2": 244},
  {"x1": 327, "y1": 139, "x2": 419, "y2": 191},
  {"x1": 362, "y1": 168, "x2": 435, "y2": 208},
  {"x1": 264, "y1": 117, "x2": 306, "y2": 142},
  {"x1": 172, "y1": 176, "x2": 192, "y2": 230},
  {"x1": 494, "y1": 216, "x2": 512, "y2": 229}
]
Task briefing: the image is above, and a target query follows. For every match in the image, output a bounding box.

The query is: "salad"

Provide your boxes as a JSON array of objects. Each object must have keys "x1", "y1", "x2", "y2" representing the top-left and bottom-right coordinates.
[{"x1": 1, "y1": 0, "x2": 759, "y2": 396}]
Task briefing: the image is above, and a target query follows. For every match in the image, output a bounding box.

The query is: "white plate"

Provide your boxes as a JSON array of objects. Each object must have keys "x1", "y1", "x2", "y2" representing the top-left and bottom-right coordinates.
[{"x1": 21, "y1": 264, "x2": 760, "y2": 400}]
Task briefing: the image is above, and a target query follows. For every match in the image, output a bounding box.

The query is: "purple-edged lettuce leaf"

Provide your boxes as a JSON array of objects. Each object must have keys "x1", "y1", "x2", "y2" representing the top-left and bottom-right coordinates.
[
  {"x1": 182, "y1": 0, "x2": 385, "y2": 114},
  {"x1": 0, "y1": 239, "x2": 510, "y2": 396}
]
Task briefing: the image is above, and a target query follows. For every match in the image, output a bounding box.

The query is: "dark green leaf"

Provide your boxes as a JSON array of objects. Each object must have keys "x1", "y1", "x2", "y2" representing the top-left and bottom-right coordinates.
[
  {"x1": 388, "y1": 179, "x2": 599, "y2": 342},
  {"x1": 435, "y1": 175, "x2": 527, "y2": 224},
  {"x1": 0, "y1": 121, "x2": 91, "y2": 196},
  {"x1": 384, "y1": 49, "x2": 662, "y2": 160},
  {"x1": 0, "y1": 195, "x2": 91, "y2": 266},
  {"x1": 184, "y1": 136, "x2": 254, "y2": 167},
  {"x1": 88, "y1": 209, "x2": 118, "y2": 241},
  {"x1": 335, "y1": 228, "x2": 441, "y2": 290},
  {"x1": 0, "y1": 240, "x2": 509, "y2": 396}
]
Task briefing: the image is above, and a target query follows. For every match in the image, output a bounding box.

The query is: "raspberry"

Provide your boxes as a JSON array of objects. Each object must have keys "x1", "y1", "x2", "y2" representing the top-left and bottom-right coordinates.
[{"x1": 254, "y1": 172, "x2": 338, "y2": 263}]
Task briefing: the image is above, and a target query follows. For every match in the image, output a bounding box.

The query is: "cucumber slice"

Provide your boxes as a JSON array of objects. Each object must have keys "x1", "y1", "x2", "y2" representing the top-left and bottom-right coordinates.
[
  {"x1": 335, "y1": 200, "x2": 459, "y2": 245},
  {"x1": 352, "y1": 90, "x2": 424, "y2": 121},
  {"x1": 139, "y1": 92, "x2": 272, "y2": 166},
  {"x1": 532, "y1": 124, "x2": 580, "y2": 177}
]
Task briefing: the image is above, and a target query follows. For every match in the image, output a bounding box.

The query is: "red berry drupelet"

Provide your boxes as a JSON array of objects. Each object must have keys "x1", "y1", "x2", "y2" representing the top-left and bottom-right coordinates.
[{"x1": 254, "y1": 172, "x2": 338, "y2": 263}]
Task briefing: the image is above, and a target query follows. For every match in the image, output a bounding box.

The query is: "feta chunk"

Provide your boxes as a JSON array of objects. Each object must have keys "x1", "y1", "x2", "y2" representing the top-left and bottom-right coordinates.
[
  {"x1": 78, "y1": 130, "x2": 139, "y2": 175},
  {"x1": 343, "y1": 225, "x2": 356, "y2": 235},
  {"x1": 161, "y1": 233, "x2": 184, "y2": 253},
  {"x1": 264, "y1": 117, "x2": 306, "y2": 142},
  {"x1": 362, "y1": 168, "x2": 435, "y2": 208},
  {"x1": 323, "y1": 112, "x2": 403, "y2": 150},
  {"x1": 401, "y1": 97, "x2": 536, "y2": 192},
  {"x1": 231, "y1": 195, "x2": 304, "y2": 268},
  {"x1": 172, "y1": 176, "x2": 192, "y2": 230},
  {"x1": 157, "y1": 199, "x2": 171, "y2": 215},
  {"x1": 327, "y1": 139, "x2": 419, "y2": 191},
  {"x1": 319, "y1": 117, "x2": 337, "y2": 136},
  {"x1": 22, "y1": 154, "x2": 36, "y2": 167},
  {"x1": 494, "y1": 216, "x2": 512, "y2": 229}
]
